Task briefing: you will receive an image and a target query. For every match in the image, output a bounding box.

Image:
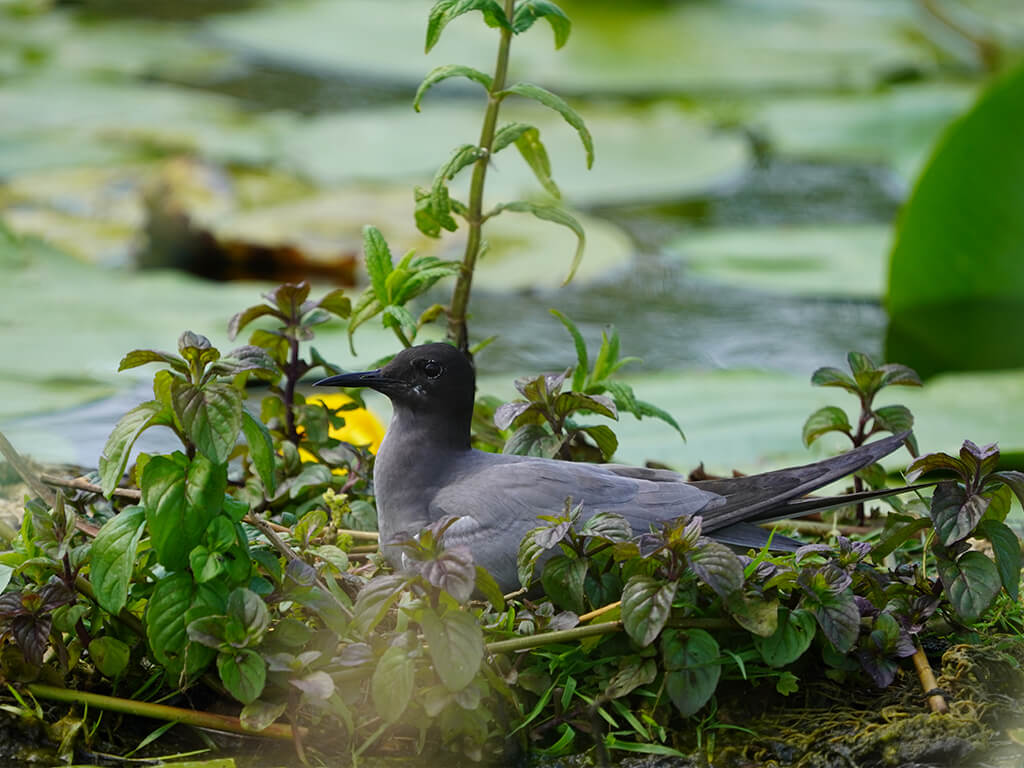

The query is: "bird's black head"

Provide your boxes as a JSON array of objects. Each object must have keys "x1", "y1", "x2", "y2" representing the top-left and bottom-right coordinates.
[{"x1": 314, "y1": 343, "x2": 476, "y2": 439}]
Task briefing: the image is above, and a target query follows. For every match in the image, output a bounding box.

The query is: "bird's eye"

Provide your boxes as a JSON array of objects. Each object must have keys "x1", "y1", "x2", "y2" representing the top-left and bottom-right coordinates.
[{"x1": 422, "y1": 360, "x2": 443, "y2": 379}]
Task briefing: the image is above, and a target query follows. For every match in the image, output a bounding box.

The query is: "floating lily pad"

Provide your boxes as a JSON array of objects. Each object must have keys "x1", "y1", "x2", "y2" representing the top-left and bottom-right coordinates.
[
  {"x1": 282, "y1": 101, "x2": 749, "y2": 207},
  {"x1": 667, "y1": 226, "x2": 891, "y2": 298},
  {"x1": 0, "y1": 74, "x2": 295, "y2": 175},
  {"x1": 205, "y1": 0, "x2": 941, "y2": 96},
  {"x1": 747, "y1": 83, "x2": 978, "y2": 181}
]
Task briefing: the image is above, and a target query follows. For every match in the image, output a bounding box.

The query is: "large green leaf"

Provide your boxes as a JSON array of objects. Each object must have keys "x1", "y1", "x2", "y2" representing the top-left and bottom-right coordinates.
[
  {"x1": 89, "y1": 505, "x2": 146, "y2": 615},
  {"x1": 98, "y1": 400, "x2": 175, "y2": 496},
  {"x1": 661, "y1": 629, "x2": 721, "y2": 718},
  {"x1": 218, "y1": 649, "x2": 266, "y2": 705},
  {"x1": 142, "y1": 453, "x2": 226, "y2": 571},
  {"x1": 171, "y1": 380, "x2": 244, "y2": 464},
  {"x1": 937, "y1": 551, "x2": 1002, "y2": 623},
  {"x1": 754, "y1": 607, "x2": 816, "y2": 667},
  {"x1": 419, "y1": 607, "x2": 484, "y2": 692},
  {"x1": 886, "y1": 60, "x2": 1024, "y2": 378},
  {"x1": 371, "y1": 645, "x2": 415, "y2": 722}
]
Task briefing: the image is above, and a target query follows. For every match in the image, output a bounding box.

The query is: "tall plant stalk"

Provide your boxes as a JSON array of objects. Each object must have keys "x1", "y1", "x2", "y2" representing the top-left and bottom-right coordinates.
[{"x1": 448, "y1": 0, "x2": 515, "y2": 352}]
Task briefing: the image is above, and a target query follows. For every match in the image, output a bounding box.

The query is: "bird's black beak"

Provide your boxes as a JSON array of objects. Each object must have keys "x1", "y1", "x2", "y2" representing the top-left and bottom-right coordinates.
[{"x1": 314, "y1": 369, "x2": 396, "y2": 392}]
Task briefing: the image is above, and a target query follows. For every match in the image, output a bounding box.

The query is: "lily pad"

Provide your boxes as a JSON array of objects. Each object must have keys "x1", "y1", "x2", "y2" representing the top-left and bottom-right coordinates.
[
  {"x1": 747, "y1": 83, "x2": 978, "y2": 182},
  {"x1": 281, "y1": 101, "x2": 749, "y2": 207},
  {"x1": 667, "y1": 226, "x2": 891, "y2": 298},
  {"x1": 205, "y1": 0, "x2": 941, "y2": 96}
]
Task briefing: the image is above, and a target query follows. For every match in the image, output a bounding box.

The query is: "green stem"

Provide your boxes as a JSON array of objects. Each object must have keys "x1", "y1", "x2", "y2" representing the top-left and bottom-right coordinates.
[
  {"x1": 447, "y1": 0, "x2": 516, "y2": 352},
  {"x1": 26, "y1": 683, "x2": 301, "y2": 741},
  {"x1": 485, "y1": 617, "x2": 732, "y2": 654}
]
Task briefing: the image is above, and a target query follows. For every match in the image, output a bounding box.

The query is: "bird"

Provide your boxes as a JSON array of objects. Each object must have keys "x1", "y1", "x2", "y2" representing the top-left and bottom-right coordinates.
[{"x1": 315, "y1": 342, "x2": 916, "y2": 592}]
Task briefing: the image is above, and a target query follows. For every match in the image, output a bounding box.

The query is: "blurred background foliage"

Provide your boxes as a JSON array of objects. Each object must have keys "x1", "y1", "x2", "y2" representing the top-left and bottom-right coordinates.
[{"x1": 1, "y1": 0, "x2": 1023, "y2": 474}]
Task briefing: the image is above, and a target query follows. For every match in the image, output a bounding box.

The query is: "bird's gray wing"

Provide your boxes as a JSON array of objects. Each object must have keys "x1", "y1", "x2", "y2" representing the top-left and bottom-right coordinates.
[
  {"x1": 689, "y1": 431, "x2": 910, "y2": 532},
  {"x1": 427, "y1": 456, "x2": 723, "y2": 589}
]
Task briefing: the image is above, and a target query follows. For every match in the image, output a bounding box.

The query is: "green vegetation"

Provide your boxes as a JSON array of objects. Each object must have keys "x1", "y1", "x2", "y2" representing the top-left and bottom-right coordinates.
[{"x1": 1, "y1": 1, "x2": 1023, "y2": 766}]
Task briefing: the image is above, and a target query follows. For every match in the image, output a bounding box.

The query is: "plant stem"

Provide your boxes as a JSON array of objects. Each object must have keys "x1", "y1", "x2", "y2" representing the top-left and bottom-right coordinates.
[
  {"x1": 447, "y1": 0, "x2": 516, "y2": 352},
  {"x1": 485, "y1": 616, "x2": 732, "y2": 654},
  {"x1": 26, "y1": 683, "x2": 303, "y2": 741},
  {"x1": 911, "y1": 643, "x2": 948, "y2": 713},
  {"x1": 284, "y1": 333, "x2": 301, "y2": 444}
]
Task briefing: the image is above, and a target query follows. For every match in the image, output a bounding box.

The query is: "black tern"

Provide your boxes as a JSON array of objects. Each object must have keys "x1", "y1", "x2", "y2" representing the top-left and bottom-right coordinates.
[{"x1": 316, "y1": 343, "x2": 914, "y2": 591}]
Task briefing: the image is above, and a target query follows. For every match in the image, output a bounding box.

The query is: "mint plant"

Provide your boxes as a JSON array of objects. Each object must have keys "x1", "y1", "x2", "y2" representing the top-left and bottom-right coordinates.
[{"x1": 413, "y1": 0, "x2": 592, "y2": 351}]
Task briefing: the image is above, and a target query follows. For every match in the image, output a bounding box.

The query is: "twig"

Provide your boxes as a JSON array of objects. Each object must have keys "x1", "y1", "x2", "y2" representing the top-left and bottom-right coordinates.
[
  {"x1": 246, "y1": 515, "x2": 353, "y2": 619},
  {"x1": 578, "y1": 601, "x2": 620, "y2": 623},
  {"x1": 338, "y1": 529, "x2": 379, "y2": 541},
  {"x1": 485, "y1": 616, "x2": 732, "y2": 655},
  {"x1": 41, "y1": 473, "x2": 140, "y2": 501},
  {"x1": 26, "y1": 683, "x2": 304, "y2": 741},
  {"x1": 911, "y1": 643, "x2": 948, "y2": 713}
]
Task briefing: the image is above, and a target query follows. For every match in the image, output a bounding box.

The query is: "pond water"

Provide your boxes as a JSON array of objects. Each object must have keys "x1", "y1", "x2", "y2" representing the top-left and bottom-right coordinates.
[{"x1": 1, "y1": 0, "x2": 1023, "y2": 473}]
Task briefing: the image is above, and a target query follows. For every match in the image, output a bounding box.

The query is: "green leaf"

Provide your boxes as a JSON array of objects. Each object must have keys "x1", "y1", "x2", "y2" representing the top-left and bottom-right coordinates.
[
  {"x1": 98, "y1": 401, "x2": 175, "y2": 496},
  {"x1": 621, "y1": 575, "x2": 677, "y2": 647},
  {"x1": 316, "y1": 288, "x2": 352, "y2": 319},
  {"x1": 146, "y1": 572, "x2": 195, "y2": 676},
  {"x1": 512, "y1": 0, "x2": 571, "y2": 48},
  {"x1": 372, "y1": 645, "x2": 414, "y2": 722},
  {"x1": 414, "y1": 64, "x2": 493, "y2": 112},
  {"x1": 227, "y1": 304, "x2": 282, "y2": 341},
  {"x1": 801, "y1": 406, "x2": 852, "y2": 447},
  {"x1": 241, "y1": 411, "x2": 276, "y2": 496},
  {"x1": 492, "y1": 121, "x2": 535, "y2": 155},
  {"x1": 227, "y1": 587, "x2": 270, "y2": 645},
  {"x1": 870, "y1": 514, "x2": 932, "y2": 561},
  {"x1": 661, "y1": 629, "x2": 721, "y2": 718},
  {"x1": 353, "y1": 574, "x2": 408, "y2": 635},
  {"x1": 240, "y1": 699, "x2": 287, "y2": 733},
  {"x1": 878, "y1": 363, "x2": 922, "y2": 388},
  {"x1": 218, "y1": 649, "x2": 266, "y2": 705},
  {"x1": 550, "y1": 309, "x2": 588, "y2": 386},
  {"x1": 871, "y1": 404, "x2": 914, "y2": 436},
  {"x1": 810, "y1": 365, "x2": 857, "y2": 391},
  {"x1": 580, "y1": 511, "x2": 632, "y2": 543},
  {"x1": 887, "y1": 61, "x2": 1024, "y2": 378},
  {"x1": 89, "y1": 636, "x2": 131, "y2": 678},
  {"x1": 488, "y1": 200, "x2": 585, "y2": 283},
  {"x1": 474, "y1": 566, "x2": 505, "y2": 611},
  {"x1": 420, "y1": 607, "x2": 484, "y2": 692},
  {"x1": 89, "y1": 506, "x2": 146, "y2": 615},
  {"x1": 605, "y1": 658, "x2": 657, "y2": 700},
  {"x1": 118, "y1": 349, "x2": 187, "y2": 375},
  {"x1": 754, "y1": 607, "x2": 816, "y2": 667},
  {"x1": 937, "y1": 551, "x2": 1001, "y2": 623},
  {"x1": 500, "y1": 82, "x2": 593, "y2": 168},
  {"x1": 425, "y1": 0, "x2": 510, "y2": 53},
  {"x1": 554, "y1": 392, "x2": 617, "y2": 421},
  {"x1": 514, "y1": 127, "x2": 559, "y2": 198},
  {"x1": 686, "y1": 539, "x2": 744, "y2": 599},
  {"x1": 974, "y1": 520, "x2": 1020, "y2": 601},
  {"x1": 171, "y1": 380, "x2": 244, "y2": 465},
  {"x1": 541, "y1": 555, "x2": 588, "y2": 614},
  {"x1": 362, "y1": 225, "x2": 393, "y2": 302},
  {"x1": 142, "y1": 453, "x2": 226, "y2": 571}
]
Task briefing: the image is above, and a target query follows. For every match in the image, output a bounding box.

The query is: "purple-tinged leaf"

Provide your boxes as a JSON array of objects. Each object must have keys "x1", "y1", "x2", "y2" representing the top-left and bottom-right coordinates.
[
  {"x1": 991, "y1": 470, "x2": 1024, "y2": 509},
  {"x1": 906, "y1": 451, "x2": 968, "y2": 483},
  {"x1": 494, "y1": 401, "x2": 535, "y2": 430},
  {"x1": 794, "y1": 543, "x2": 831, "y2": 564},
  {"x1": 12, "y1": 614, "x2": 51, "y2": 666},
  {"x1": 686, "y1": 539, "x2": 743, "y2": 598},
  {"x1": 580, "y1": 511, "x2": 632, "y2": 543},
  {"x1": 265, "y1": 282, "x2": 311, "y2": 319},
  {"x1": 871, "y1": 404, "x2": 914, "y2": 436},
  {"x1": 418, "y1": 546, "x2": 476, "y2": 604},
  {"x1": 118, "y1": 349, "x2": 187, "y2": 374},
  {"x1": 930, "y1": 482, "x2": 986, "y2": 546},
  {"x1": 621, "y1": 575, "x2": 677, "y2": 647},
  {"x1": 227, "y1": 303, "x2": 282, "y2": 341},
  {"x1": 604, "y1": 659, "x2": 657, "y2": 699},
  {"x1": 541, "y1": 555, "x2": 588, "y2": 614},
  {"x1": 878, "y1": 363, "x2": 922, "y2": 388},
  {"x1": 804, "y1": 588, "x2": 859, "y2": 652},
  {"x1": 810, "y1": 366, "x2": 857, "y2": 391},
  {"x1": 291, "y1": 671, "x2": 334, "y2": 700},
  {"x1": 314, "y1": 289, "x2": 351, "y2": 319}
]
